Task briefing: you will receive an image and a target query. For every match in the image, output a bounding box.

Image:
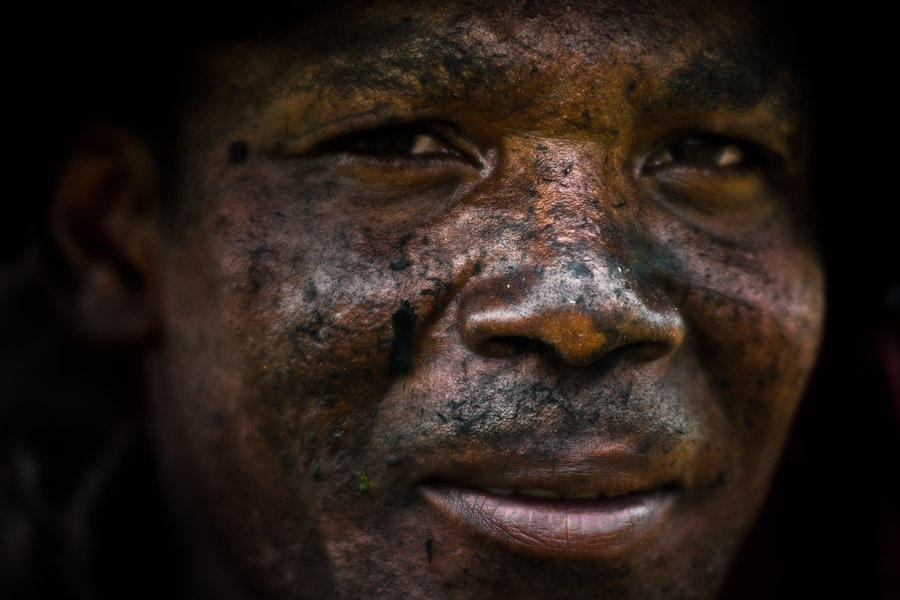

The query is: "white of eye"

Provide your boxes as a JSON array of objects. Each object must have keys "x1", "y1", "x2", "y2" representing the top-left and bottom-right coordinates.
[
  {"x1": 408, "y1": 134, "x2": 449, "y2": 155},
  {"x1": 716, "y1": 143, "x2": 743, "y2": 166},
  {"x1": 654, "y1": 138, "x2": 747, "y2": 168}
]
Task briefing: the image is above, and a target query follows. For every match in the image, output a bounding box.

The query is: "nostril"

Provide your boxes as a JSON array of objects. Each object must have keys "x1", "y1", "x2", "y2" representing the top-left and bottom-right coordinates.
[
  {"x1": 457, "y1": 268, "x2": 685, "y2": 367},
  {"x1": 603, "y1": 341, "x2": 674, "y2": 363},
  {"x1": 630, "y1": 341, "x2": 673, "y2": 361},
  {"x1": 478, "y1": 336, "x2": 557, "y2": 358}
]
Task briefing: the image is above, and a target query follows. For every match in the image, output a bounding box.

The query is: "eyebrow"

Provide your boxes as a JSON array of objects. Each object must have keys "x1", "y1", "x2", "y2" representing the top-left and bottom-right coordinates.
[
  {"x1": 661, "y1": 47, "x2": 785, "y2": 112},
  {"x1": 300, "y1": 23, "x2": 792, "y2": 117},
  {"x1": 307, "y1": 33, "x2": 516, "y2": 101}
]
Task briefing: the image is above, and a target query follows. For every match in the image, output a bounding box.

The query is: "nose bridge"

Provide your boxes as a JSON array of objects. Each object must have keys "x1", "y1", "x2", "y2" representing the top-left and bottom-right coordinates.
[
  {"x1": 477, "y1": 135, "x2": 635, "y2": 302},
  {"x1": 457, "y1": 140, "x2": 684, "y2": 366},
  {"x1": 514, "y1": 136, "x2": 627, "y2": 258}
]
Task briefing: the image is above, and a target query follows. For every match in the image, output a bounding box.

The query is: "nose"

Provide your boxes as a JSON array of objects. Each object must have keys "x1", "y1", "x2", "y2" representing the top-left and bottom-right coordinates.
[
  {"x1": 457, "y1": 212, "x2": 684, "y2": 367},
  {"x1": 458, "y1": 260, "x2": 684, "y2": 366}
]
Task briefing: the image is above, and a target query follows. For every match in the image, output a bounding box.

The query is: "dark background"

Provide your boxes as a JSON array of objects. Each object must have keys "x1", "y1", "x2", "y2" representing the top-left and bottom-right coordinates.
[{"x1": 5, "y1": 3, "x2": 899, "y2": 598}]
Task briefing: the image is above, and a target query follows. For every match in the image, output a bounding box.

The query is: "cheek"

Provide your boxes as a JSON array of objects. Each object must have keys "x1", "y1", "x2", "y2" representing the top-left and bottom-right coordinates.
[
  {"x1": 649, "y1": 222, "x2": 825, "y2": 474},
  {"x1": 154, "y1": 175, "x2": 477, "y2": 592},
  {"x1": 158, "y1": 176, "x2": 469, "y2": 490}
]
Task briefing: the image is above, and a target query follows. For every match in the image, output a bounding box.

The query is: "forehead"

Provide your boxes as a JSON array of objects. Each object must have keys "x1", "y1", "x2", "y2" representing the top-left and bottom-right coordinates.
[
  {"x1": 189, "y1": 0, "x2": 791, "y2": 120},
  {"x1": 288, "y1": 0, "x2": 763, "y2": 61}
]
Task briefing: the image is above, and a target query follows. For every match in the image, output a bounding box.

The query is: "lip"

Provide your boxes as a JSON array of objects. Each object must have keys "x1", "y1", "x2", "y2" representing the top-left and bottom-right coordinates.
[
  {"x1": 421, "y1": 482, "x2": 676, "y2": 561},
  {"x1": 391, "y1": 400, "x2": 704, "y2": 562},
  {"x1": 413, "y1": 443, "x2": 683, "y2": 562}
]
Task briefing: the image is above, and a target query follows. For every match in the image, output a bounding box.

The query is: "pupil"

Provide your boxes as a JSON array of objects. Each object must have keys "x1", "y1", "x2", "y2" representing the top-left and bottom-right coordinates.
[
  {"x1": 357, "y1": 130, "x2": 418, "y2": 154},
  {"x1": 673, "y1": 137, "x2": 726, "y2": 164}
]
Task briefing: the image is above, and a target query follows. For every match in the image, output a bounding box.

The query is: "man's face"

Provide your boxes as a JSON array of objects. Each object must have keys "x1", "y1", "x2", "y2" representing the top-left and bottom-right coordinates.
[{"x1": 149, "y1": 1, "x2": 824, "y2": 597}]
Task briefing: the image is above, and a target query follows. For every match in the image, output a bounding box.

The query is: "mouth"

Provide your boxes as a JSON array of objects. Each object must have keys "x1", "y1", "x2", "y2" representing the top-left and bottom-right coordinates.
[
  {"x1": 421, "y1": 483, "x2": 675, "y2": 561},
  {"x1": 417, "y1": 454, "x2": 680, "y2": 562}
]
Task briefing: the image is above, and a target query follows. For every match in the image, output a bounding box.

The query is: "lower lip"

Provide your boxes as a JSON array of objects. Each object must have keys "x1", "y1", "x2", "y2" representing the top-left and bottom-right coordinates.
[{"x1": 421, "y1": 484, "x2": 675, "y2": 561}]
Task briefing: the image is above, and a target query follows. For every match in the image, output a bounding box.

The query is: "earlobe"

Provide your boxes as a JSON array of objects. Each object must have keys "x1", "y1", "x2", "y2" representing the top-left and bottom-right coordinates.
[{"x1": 51, "y1": 123, "x2": 162, "y2": 345}]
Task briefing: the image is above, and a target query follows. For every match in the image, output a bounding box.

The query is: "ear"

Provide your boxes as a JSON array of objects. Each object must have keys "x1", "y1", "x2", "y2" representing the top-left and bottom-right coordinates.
[{"x1": 51, "y1": 123, "x2": 162, "y2": 345}]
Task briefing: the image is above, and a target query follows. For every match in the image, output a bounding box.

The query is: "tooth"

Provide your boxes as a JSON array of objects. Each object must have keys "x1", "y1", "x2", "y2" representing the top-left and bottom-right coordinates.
[
  {"x1": 520, "y1": 489, "x2": 562, "y2": 499},
  {"x1": 483, "y1": 488, "x2": 514, "y2": 496},
  {"x1": 563, "y1": 492, "x2": 600, "y2": 500}
]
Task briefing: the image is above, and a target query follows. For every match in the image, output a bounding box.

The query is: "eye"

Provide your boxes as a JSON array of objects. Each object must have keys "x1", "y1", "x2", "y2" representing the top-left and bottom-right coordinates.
[
  {"x1": 348, "y1": 128, "x2": 448, "y2": 156},
  {"x1": 645, "y1": 134, "x2": 777, "y2": 171},
  {"x1": 312, "y1": 121, "x2": 472, "y2": 162}
]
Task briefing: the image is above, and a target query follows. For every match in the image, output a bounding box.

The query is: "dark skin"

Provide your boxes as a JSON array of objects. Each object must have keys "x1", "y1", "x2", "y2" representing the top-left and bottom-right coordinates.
[{"x1": 53, "y1": 1, "x2": 824, "y2": 598}]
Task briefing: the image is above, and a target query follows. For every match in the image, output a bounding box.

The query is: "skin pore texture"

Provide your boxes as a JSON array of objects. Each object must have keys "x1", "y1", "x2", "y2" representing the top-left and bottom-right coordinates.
[{"x1": 139, "y1": 1, "x2": 824, "y2": 598}]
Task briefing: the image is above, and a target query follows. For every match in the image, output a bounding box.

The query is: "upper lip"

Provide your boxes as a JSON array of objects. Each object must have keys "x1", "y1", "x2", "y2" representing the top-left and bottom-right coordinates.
[{"x1": 413, "y1": 438, "x2": 684, "y2": 497}]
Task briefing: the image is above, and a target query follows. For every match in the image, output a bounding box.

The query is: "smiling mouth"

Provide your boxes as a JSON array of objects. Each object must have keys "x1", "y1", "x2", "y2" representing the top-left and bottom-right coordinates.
[{"x1": 420, "y1": 481, "x2": 677, "y2": 561}]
